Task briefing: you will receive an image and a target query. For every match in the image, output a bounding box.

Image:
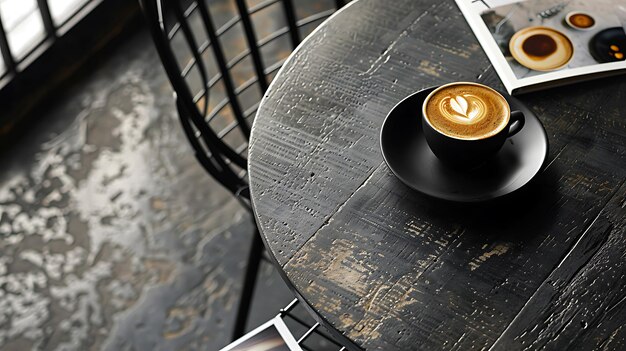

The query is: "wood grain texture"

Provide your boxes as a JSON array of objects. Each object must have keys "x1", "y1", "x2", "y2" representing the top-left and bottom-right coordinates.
[{"x1": 248, "y1": 0, "x2": 626, "y2": 349}]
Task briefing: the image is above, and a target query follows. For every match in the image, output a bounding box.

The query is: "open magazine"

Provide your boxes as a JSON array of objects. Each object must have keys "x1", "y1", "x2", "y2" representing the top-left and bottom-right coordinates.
[
  {"x1": 456, "y1": 0, "x2": 626, "y2": 95},
  {"x1": 220, "y1": 316, "x2": 303, "y2": 351}
]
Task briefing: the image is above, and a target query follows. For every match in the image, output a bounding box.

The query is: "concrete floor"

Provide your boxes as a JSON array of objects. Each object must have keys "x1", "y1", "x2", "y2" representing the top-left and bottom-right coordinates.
[{"x1": 0, "y1": 8, "x2": 318, "y2": 351}]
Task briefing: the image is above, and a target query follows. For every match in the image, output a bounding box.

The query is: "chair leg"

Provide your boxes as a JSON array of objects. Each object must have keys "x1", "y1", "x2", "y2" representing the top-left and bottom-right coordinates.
[{"x1": 231, "y1": 226, "x2": 265, "y2": 340}]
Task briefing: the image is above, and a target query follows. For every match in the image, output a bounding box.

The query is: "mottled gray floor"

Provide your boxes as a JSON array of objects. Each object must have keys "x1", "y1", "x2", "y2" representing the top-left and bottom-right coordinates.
[
  {"x1": 0, "y1": 21, "x2": 296, "y2": 351},
  {"x1": 0, "y1": 0, "x2": 350, "y2": 349}
]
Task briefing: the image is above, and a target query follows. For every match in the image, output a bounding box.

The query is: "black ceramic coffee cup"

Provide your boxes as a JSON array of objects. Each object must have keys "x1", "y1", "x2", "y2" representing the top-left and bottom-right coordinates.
[{"x1": 421, "y1": 82, "x2": 525, "y2": 168}]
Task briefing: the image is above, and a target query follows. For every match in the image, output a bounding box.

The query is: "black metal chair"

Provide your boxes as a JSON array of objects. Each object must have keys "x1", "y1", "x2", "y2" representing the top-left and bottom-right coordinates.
[{"x1": 138, "y1": 0, "x2": 347, "y2": 347}]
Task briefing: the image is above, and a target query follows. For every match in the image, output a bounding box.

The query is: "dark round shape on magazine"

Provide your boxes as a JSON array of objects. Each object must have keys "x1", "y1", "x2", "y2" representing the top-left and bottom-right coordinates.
[{"x1": 590, "y1": 27, "x2": 626, "y2": 63}]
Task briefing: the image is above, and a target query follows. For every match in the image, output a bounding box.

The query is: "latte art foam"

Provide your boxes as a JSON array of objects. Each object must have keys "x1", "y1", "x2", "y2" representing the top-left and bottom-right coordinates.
[
  {"x1": 425, "y1": 83, "x2": 510, "y2": 140},
  {"x1": 439, "y1": 94, "x2": 488, "y2": 124}
]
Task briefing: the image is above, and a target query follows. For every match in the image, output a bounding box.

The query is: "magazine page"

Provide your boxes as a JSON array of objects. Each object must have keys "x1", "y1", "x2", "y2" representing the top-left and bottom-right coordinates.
[
  {"x1": 456, "y1": 0, "x2": 626, "y2": 94},
  {"x1": 220, "y1": 316, "x2": 303, "y2": 351}
]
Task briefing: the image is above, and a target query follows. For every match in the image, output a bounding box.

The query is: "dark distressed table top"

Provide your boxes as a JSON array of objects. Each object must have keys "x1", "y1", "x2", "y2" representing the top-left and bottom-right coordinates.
[{"x1": 248, "y1": 0, "x2": 626, "y2": 349}]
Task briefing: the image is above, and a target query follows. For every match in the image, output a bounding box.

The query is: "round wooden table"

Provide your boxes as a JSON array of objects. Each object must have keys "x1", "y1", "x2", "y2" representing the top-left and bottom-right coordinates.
[{"x1": 248, "y1": 0, "x2": 626, "y2": 349}]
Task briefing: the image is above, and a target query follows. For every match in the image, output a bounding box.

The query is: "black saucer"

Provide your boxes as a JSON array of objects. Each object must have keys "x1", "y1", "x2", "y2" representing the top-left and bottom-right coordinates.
[
  {"x1": 589, "y1": 27, "x2": 626, "y2": 63},
  {"x1": 380, "y1": 87, "x2": 548, "y2": 202}
]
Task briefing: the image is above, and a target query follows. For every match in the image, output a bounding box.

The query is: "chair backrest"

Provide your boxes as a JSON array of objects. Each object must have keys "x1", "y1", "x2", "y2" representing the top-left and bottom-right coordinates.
[{"x1": 139, "y1": 0, "x2": 346, "y2": 199}]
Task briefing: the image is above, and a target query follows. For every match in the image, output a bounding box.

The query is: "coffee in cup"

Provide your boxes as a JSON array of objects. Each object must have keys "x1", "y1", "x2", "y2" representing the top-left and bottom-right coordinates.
[
  {"x1": 566, "y1": 11, "x2": 596, "y2": 30},
  {"x1": 509, "y1": 27, "x2": 573, "y2": 71},
  {"x1": 522, "y1": 34, "x2": 557, "y2": 57},
  {"x1": 421, "y1": 82, "x2": 524, "y2": 167}
]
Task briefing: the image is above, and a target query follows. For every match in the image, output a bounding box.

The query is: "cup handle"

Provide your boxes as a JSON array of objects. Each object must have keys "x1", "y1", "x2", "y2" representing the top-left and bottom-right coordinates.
[{"x1": 507, "y1": 110, "x2": 525, "y2": 138}]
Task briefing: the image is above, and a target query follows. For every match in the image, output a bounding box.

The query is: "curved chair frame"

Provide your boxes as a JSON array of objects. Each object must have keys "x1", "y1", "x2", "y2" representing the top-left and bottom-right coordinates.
[{"x1": 139, "y1": 0, "x2": 346, "y2": 343}]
